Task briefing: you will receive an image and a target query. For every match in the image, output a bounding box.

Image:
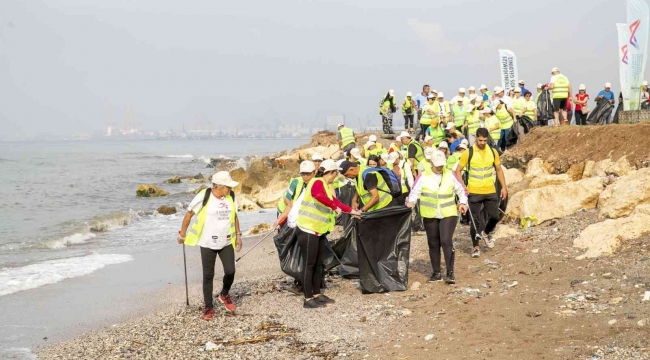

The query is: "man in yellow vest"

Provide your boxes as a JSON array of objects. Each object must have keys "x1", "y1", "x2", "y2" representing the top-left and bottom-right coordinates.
[
  {"x1": 454, "y1": 128, "x2": 507, "y2": 259},
  {"x1": 549, "y1": 67, "x2": 572, "y2": 127},
  {"x1": 402, "y1": 91, "x2": 416, "y2": 132},
  {"x1": 178, "y1": 171, "x2": 242, "y2": 319},
  {"x1": 400, "y1": 131, "x2": 424, "y2": 178},
  {"x1": 340, "y1": 160, "x2": 395, "y2": 212},
  {"x1": 337, "y1": 123, "x2": 356, "y2": 153}
]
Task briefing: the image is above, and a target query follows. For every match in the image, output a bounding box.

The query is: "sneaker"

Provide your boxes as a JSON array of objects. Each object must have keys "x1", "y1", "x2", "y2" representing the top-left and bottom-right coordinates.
[
  {"x1": 471, "y1": 248, "x2": 481, "y2": 258},
  {"x1": 427, "y1": 272, "x2": 442, "y2": 282},
  {"x1": 445, "y1": 272, "x2": 456, "y2": 284},
  {"x1": 314, "y1": 294, "x2": 335, "y2": 305},
  {"x1": 483, "y1": 232, "x2": 495, "y2": 249},
  {"x1": 201, "y1": 307, "x2": 215, "y2": 320},
  {"x1": 218, "y1": 294, "x2": 236, "y2": 313},
  {"x1": 303, "y1": 298, "x2": 324, "y2": 309}
]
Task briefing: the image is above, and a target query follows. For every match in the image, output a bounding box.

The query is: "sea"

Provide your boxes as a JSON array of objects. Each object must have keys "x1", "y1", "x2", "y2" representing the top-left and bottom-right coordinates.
[{"x1": 0, "y1": 138, "x2": 304, "y2": 358}]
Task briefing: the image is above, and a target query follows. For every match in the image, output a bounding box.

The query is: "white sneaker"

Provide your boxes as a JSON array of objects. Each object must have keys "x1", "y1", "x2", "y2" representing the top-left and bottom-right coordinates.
[
  {"x1": 471, "y1": 248, "x2": 480, "y2": 258},
  {"x1": 483, "y1": 232, "x2": 495, "y2": 249}
]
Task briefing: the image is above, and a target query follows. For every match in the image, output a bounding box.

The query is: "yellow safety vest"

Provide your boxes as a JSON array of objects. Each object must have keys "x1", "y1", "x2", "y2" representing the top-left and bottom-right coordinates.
[
  {"x1": 297, "y1": 178, "x2": 335, "y2": 234},
  {"x1": 420, "y1": 102, "x2": 436, "y2": 125},
  {"x1": 446, "y1": 152, "x2": 461, "y2": 171},
  {"x1": 466, "y1": 109, "x2": 480, "y2": 135},
  {"x1": 467, "y1": 144, "x2": 497, "y2": 193},
  {"x1": 419, "y1": 169, "x2": 458, "y2": 218},
  {"x1": 512, "y1": 98, "x2": 525, "y2": 116},
  {"x1": 428, "y1": 123, "x2": 446, "y2": 147},
  {"x1": 524, "y1": 100, "x2": 536, "y2": 121},
  {"x1": 400, "y1": 161, "x2": 409, "y2": 193},
  {"x1": 433, "y1": 101, "x2": 450, "y2": 120},
  {"x1": 420, "y1": 159, "x2": 432, "y2": 174},
  {"x1": 355, "y1": 171, "x2": 393, "y2": 212},
  {"x1": 495, "y1": 105, "x2": 513, "y2": 130},
  {"x1": 380, "y1": 100, "x2": 391, "y2": 115},
  {"x1": 339, "y1": 127, "x2": 355, "y2": 148},
  {"x1": 389, "y1": 143, "x2": 401, "y2": 154},
  {"x1": 452, "y1": 104, "x2": 466, "y2": 127},
  {"x1": 485, "y1": 115, "x2": 501, "y2": 141},
  {"x1": 552, "y1": 74, "x2": 570, "y2": 99},
  {"x1": 402, "y1": 98, "x2": 413, "y2": 114},
  {"x1": 407, "y1": 140, "x2": 425, "y2": 166},
  {"x1": 185, "y1": 190, "x2": 237, "y2": 249},
  {"x1": 277, "y1": 177, "x2": 304, "y2": 213}
]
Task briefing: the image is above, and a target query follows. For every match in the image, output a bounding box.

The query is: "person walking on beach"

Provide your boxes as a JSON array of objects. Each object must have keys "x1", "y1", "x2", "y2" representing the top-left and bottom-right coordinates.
[
  {"x1": 454, "y1": 128, "x2": 507, "y2": 259},
  {"x1": 379, "y1": 90, "x2": 398, "y2": 134},
  {"x1": 549, "y1": 67, "x2": 571, "y2": 126},
  {"x1": 296, "y1": 160, "x2": 360, "y2": 308},
  {"x1": 337, "y1": 124, "x2": 356, "y2": 154},
  {"x1": 178, "y1": 171, "x2": 242, "y2": 319},
  {"x1": 340, "y1": 160, "x2": 395, "y2": 212},
  {"x1": 407, "y1": 150, "x2": 468, "y2": 284}
]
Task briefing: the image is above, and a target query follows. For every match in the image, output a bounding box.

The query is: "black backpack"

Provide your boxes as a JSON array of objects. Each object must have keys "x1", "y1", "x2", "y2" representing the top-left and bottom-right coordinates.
[{"x1": 201, "y1": 188, "x2": 236, "y2": 209}]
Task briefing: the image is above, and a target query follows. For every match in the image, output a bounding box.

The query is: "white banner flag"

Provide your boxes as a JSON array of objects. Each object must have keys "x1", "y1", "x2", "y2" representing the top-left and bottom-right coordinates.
[
  {"x1": 627, "y1": 0, "x2": 650, "y2": 110},
  {"x1": 618, "y1": 23, "x2": 631, "y2": 110},
  {"x1": 498, "y1": 49, "x2": 519, "y2": 93}
]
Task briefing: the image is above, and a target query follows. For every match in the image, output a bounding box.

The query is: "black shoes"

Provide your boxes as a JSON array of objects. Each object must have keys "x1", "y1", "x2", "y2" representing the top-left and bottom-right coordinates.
[
  {"x1": 314, "y1": 294, "x2": 335, "y2": 305},
  {"x1": 445, "y1": 272, "x2": 456, "y2": 284},
  {"x1": 303, "y1": 299, "x2": 324, "y2": 309},
  {"x1": 428, "y1": 272, "x2": 442, "y2": 282}
]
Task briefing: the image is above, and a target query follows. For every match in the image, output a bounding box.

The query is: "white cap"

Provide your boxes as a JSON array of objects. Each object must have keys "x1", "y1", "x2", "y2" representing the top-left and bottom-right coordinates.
[
  {"x1": 311, "y1": 153, "x2": 323, "y2": 161},
  {"x1": 399, "y1": 131, "x2": 411, "y2": 138},
  {"x1": 536, "y1": 83, "x2": 543, "y2": 89},
  {"x1": 431, "y1": 150, "x2": 447, "y2": 167},
  {"x1": 605, "y1": 82, "x2": 611, "y2": 88},
  {"x1": 437, "y1": 141, "x2": 449, "y2": 150},
  {"x1": 320, "y1": 159, "x2": 338, "y2": 172},
  {"x1": 365, "y1": 141, "x2": 376, "y2": 148},
  {"x1": 551, "y1": 67, "x2": 560, "y2": 73},
  {"x1": 406, "y1": 91, "x2": 413, "y2": 97},
  {"x1": 459, "y1": 87, "x2": 466, "y2": 93},
  {"x1": 579, "y1": 84, "x2": 586, "y2": 90},
  {"x1": 492, "y1": 101, "x2": 502, "y2": 108},
  {"x1": 424, "y1": 135, "x2": 433, "y2": 143},
  {"x1": 349, "y1": 148, "x2": 362, "y2": 159},
  {"x1": 387, "y1": 152, "x2": 399, "y2": 164},
  {"x1": 211, "y1": 171, "x2": 239, "y2": 187},
  {"x1": 389, "y1": 89, "x2": 395, "y2": 96},
  {"x1": 468, "y1": 86, "x2": 476, "y2": 91},
  {"x1": 455, "y1": 96, "x2": 463, "y2": 102},
  {"x1": 432, "y1": 89, "x2": 438, "y2": 93},
  {"x1": 300, "y1": 161, "x2": 316, "y2": 173},
  {"x1": 427, "y1": 94, "x2": 436, "y2": 99},
  {"x1": 445, "y1": 122, "x2": 456, "y2": 130},
  {"x1": 336, "y1": 159, "x2": 344, "y2": 168},
  {"x1": 395, "y1": 136, "x2": 402, "y2": 142},
  {"x1": 380, "y1": 152, "x2": 390, "y2": 163},
  {"x1": 494, "y1": 86, "x2": 504, "y2": 93},
  {"x1": 458, "y1": 139, "x2": 469, "y2": 150},
  {"x1": 514, "y1": 88, "x2": 521, "y2": 93},
  {"x1": 466, "y1": 104, "x2": 475, "y2": 112},
  {"x1": 480, "y1": 84, "x2": 487, "y2": 90},
  {"x1": 337, "y1": 123, "x2": 344, "y2": 128},
  {"x1": 424, "y1": 147, "x2": 435, "y2": 160},
  {"x1": 518, "y1": 80, "x2": 524, "y2": 84},
  {"x1": 469, "y1": 94, "x2": 478, "y2": 102},
  {"x1": 643, "y1": 80, "x2": 649, "y2": 86},
  {"x1": 437, "y1": 92, "x2": 445, "y2": 98},
  {"x1": 369, "y1": 134, "x2": 378, "y2": 142},
  {"x1": 481, "y1": 108, "x2": 493, "y2": 114}
]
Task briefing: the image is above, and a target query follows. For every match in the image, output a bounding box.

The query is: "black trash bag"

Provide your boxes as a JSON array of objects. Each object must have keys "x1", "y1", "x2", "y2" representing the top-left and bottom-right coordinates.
[
  {"x1": 335, "y1": 183, "x2": 356, "y2": 228},
  {"x1": 641, "y1": 100, "x2": 650, "y2": 110},
  {"x1": 505, "y1": 122, "x2": 519, "y2": 148},
  {"x1": 357, "y1": 206, "x2": 412, "y2": 293},
  {"x1": 519, "y1": 115, "x2": 536, "y2": 134},
  {"x1": 411, "y1": 202, "x2": 425, "y2": 232},
  {"x1": 274, "y1": 225, "x2": 339, "y2": 281},
  {"x1": 536, "y1": 88, "x2": 555, "y2": 126},
  {"x1": 331, "y1": 220, "x2": 359, "y2": 278},
  {"x1": 612, "y1": 102, "x2": 623, "y2": 124},
  {"x1": 587, "y1": 98, "x2": 614, "y2": 125}
]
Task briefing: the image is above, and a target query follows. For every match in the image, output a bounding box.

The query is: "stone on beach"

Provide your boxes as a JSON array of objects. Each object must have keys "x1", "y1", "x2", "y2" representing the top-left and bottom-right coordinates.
[{"x1": 136, "y1": 184, "x2": 169, "y2": 197}]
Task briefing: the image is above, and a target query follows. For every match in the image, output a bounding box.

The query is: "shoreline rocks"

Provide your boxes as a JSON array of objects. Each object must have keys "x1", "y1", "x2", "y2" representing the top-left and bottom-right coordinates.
[{"x1": 136, "y1": 184, "x2": 168, "y2": 198}]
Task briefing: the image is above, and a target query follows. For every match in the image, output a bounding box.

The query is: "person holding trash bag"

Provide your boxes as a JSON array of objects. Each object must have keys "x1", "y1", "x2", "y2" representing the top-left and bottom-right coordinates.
[
  {"x1": 178, "y1": 171, "x2": 242, "y2": 319},
  {"x1": 274, "y1": 161, "x2": 317, "y2": 228},
  {"x1": 296, "y1": 159, "x2": 361, "y2": 308},
  {"x1": 454, "y1": 128, "x2": 507, "y2": 259},
  {"x1": 407, "y1": 150, "x2": 468, "y2": 284}
]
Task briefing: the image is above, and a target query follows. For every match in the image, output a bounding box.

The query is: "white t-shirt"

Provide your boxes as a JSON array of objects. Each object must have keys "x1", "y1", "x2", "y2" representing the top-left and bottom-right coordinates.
[{"x1": 188, "y1": 191, "x2": 238, "y2": 250}]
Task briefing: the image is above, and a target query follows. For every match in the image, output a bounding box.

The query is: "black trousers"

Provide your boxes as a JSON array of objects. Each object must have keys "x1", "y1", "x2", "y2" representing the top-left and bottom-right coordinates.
[
  {"x1": 575, "y1": 110, "x2": 587, "y2": 126},
  {"x1": 423, "y1": 217, "x2": 457, "y2": 274},
  {"x1": 468, "y1": 193, "x2": 500, "y2": 247},
  {"x1": 382, "y1": 115, "x2": 394, "y2": 134},
  {"x1": 404, "y1": 114, "x2": 414, "y2": 129},
  {"x1": 296, "y1": 229, "x2": 328, "y2": 299},
  {"x1": 415, "y1": 113, "x2": 424, "y2": 140},
  {"x1": 200, "y1": 245, "x2": 236, "y2": 308}
]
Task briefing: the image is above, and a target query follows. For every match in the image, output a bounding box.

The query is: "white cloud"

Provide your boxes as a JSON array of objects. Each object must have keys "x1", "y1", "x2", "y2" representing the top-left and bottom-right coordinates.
[{"x1": 406, "y1": 18, "x2": 461, "y2": 55}]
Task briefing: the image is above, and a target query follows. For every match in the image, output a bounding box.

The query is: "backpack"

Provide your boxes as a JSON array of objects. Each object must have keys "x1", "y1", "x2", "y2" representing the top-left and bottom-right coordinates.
[
  {"x1": 467, "y1": 145, "x2": 498, "y2": 173},
  {"x1": 361, "y1": 168, "x2": 402, "y2": 198},
  {"x1": 201, "y1": 188, "x2": 236, "y2": 209}
]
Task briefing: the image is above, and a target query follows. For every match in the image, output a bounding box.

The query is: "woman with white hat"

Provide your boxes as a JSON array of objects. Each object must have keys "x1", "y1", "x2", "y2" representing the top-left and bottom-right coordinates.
[
  {"x1": 296, "y1": 160, "x2": 361, "y2": 308},
  {"x1": 178, "y1": 171, "x2": 242, "y2": 319},
  {"x1": 379, "y1": 90, "x2": 398, "y2": 134},
  {"x1": 407, "y1": 150, "x2": 468, "y2": 284},
  {"x1": 402, "y1": 92, "x2": 416, "y2": 132},
  {"x1": 573, "y1": 85, "x2": 590, "y2": 126}
]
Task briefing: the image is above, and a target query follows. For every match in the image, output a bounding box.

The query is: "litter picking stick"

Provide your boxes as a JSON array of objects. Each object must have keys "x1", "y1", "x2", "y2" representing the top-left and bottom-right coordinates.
[
  {"x1": 466, "y1": 205, "x2": 483, "y2": 241},
  {"x1": 182, "y1": 244, "x2": 189, "y2": 306},
  {"x1": 235, "y1": 230, "x2": 275, "y2": 265}
]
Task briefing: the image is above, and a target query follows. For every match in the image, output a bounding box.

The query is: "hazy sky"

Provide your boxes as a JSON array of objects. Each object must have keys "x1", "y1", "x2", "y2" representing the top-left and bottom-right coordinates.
[{"x1": 0, "y1": 0, "x2": 626, "y2": 139}]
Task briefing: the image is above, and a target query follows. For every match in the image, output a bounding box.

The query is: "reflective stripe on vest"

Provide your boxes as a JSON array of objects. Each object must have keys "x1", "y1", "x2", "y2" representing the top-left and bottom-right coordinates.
[
  {"x1": 430, "y1": 124, "x2": 446, "y2": 146},
  {"x1": 467, "y1": 145, "x2": 496, "y2": 192},
  {"x1": 408, "y1": 140, "x2": 424, "y2": 165},
  {"x1": 402, "y1": 98, "x2": 413, "y2": 113},
  {"x1": 355, "y1": 172, "x2": 393, "y2": 212},
  {"x1": 524, "y1": 100, "x2": 536, "y2": 120},
  {"x1": 485, "y1": 115, "x2": 501, "y2": 141},
  {"x1": 512, "y1": 98, "x2": 525, "y2": 115},
  {"x1": 496, "y1": 106, "x2": 513, "y2": 129},
  {"x1": 552, "y1": 75, "x2": 569, "y2": 99},
  {"x1": 467, "y1": 110, "x2": 480, "y2": 135},
  {"x1": 452, "y1": 103, "x2": 466, "y2": 127},
  {"x1": 339, "y1": 127, "x2": 355, "y2": 148},
  {"x1": 419, "y1": 170, "x2": 458, "y2": 218},
  {"x1": 420, "y1": 102, "x2": 435, "y2": 125},
  {"x1": 297, "y1": 178, "x2": 335, "y2": 234},
  {"x1": 380, "y1": 100, "x2": 390, "y2": 115},
  {"x1": 434, "y1": 101, "x2": 450, "y2": 119},
  {"x1": 277, "y1": 177, "x2": 304, "y2": 213},
  {"x1": 185, "y1": 190, "x2": 236, "y2": 248}
]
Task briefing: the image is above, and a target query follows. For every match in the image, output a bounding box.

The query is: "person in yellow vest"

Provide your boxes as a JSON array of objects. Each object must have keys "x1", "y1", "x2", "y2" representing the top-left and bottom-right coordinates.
[
  {"x1": 479, "y1": 84, "x2": 492, "y2": 106},
  {"x1": 455, "y1": 128, "x2": 507, "y2": 259},
  {"x1": 483, "y1": 107, "x2": 501, "y2": 145},
  {"x1": 341, "y1": 159, "x2": 396, "y2": 212},
  {"x1": 362, "y1": 135, "x2": 384, "y2": 158},
  {"x1": 418, "y1": 147, "x2": 435, "y2": 175},
  {"x1": 379, "y1": 89, "x2": 398, "y2": 134},
  {"x1": 467, "y1": 86, "x2": 477, "y2": 98},
  {"x1": 400, "y1": 131, "x2": 425, "y2": 178},
  {"x1": 535, "y1": 84, "x2": 543, "y2": 103},
  {"x1": 423, "y1": 135, "x2": 434, "y2": 148},
  {"x1": 452, "y1": 97, "x2": 466, "y2": 130},
  {"x1": 337, "y1": 123, "x2": 356, "y2": 154},
  {"x1": 433, "y1": 92, "x2": 451, "y2": 122},
  {"x1": 367, "y1": 155, "x2": 380, "y2": 168},
  {"x1": 492, "y1": 98, "x2": 514, "y2": 151},
  {"x1": 402, "y1": 92, "x2": 416, "y2": 132},
  {"x1": 419, "y1": 94, "x2": 437, "y2": 139},
  {"x1": 464, "y1": 99, "x2": 481, "y2": 145},
  {"x1": 178, "y1": 171, "x2": 242, "y2": 319},
  {"x1": 512, "y1": 88, "x2": 525, "y2": 119},
  {"x1": 311, "y1": 153, "x2": 323, "y2": 169},
  {"x1": 457, "y1": 88, "x2": 469, "y2": 104},
  {"x1": 523, "y1": 91, "x2": 537, "y2": 123},
  {"x1": 549, "y1": 67, "x2": 572, "y2": 127},
  {"x1": 388, "y1": 136, "x2": 402, "y2": 154},
  {"x1": 437, "y1": 140, "x2": 449, "y2": 159},
  {"x1": 349, "y1": 147, "x2": 366, "y2": 165},
  {"x1": 426, "y1": 118, "x2": 447, "y2": 147},
  {"x1": 296, "y1": 159, "x2": 360, "y2": 308},
  {"x1": 446, "y1": 139, "x2": 468, "y2": 172},
  {"x1": 407, "y1": 150, "x2": 468, "y2": 284},
  {"x1": 275, "y1": 160, "x2": 316, "y2": 223}
]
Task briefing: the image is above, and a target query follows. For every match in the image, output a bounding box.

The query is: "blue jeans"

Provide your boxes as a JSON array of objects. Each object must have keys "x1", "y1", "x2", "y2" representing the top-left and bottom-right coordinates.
[{"x1": 497, "y1": 128, "x2": 511, "y2": 149}]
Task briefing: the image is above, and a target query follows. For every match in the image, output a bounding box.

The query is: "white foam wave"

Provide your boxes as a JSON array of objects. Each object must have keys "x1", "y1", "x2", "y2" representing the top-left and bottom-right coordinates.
[
  {"x1": 0, "y1": 347, "x2": 37, "y2": 360},
  {"x1": 0, "y1": 253, "x2": 133, "y2": 296},
  {"x1": 88, "y1": 210, "x2": 144, "y2": 232},
  {"x1": 167, "y1": 154, "x2": 193, "y2": 158},
  {"x1": 198, "y1": 155, "x2": 211, "y2": 164},
  {"x1": 45, "y1": 232, "x2": 97, "y2": 249}
]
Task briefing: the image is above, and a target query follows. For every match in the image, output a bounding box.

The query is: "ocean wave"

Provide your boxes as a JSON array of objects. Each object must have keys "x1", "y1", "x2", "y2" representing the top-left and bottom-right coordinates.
[
  {"x1": 88, "y1": 210, "x2": 146, "y2": 232},
  {"x1": 45, "y1": 232, "x2": 97, "y2": 249},
  {"x1": 166, "y1": 154, "x2": 193, "y2": 158},
  {"x1": 0, "y1": 253, "x2": 133, "y2": 297},
  {"x1": 197, "y1": 155, "x2": 211, "y2": 164}
]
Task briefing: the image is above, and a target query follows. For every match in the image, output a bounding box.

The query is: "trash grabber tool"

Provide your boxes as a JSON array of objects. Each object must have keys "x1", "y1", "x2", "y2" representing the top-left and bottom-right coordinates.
[{"x1": 235, "y1": 229, "x2": 275, "y2": 265}]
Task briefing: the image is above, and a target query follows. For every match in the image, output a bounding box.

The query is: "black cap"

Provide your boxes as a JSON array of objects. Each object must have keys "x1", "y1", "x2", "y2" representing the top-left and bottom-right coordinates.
[{"x1": 338, "y1": 160, "x2": 359, "y2": 174}]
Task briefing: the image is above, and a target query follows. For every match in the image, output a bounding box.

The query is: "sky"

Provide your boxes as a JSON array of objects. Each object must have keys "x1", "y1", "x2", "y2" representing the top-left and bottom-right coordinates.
[{"x1": 0, "y1": 0, "x2": 628, "y2": 140}]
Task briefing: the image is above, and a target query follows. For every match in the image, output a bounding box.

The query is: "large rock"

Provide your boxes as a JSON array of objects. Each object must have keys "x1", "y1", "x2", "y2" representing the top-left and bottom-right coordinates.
[
  {"x1": 528, "y1": 174, "x2": 572, "y2": 189},
  {"x1": 245, "y1": 223, "x2": 273, "y2": 235},
  {"x1": 157, "y1": 205, "x2": 177, "y2": 215},
  {"x1": 164, "y1": 175, "x2": 181, "y2": 184},
  {"x1": 252, "y1": 175, "x2": 287, "y2": 208},
  {"x1": 593, "y1": 159, "x2": 613, "y2": 177},
  {"x1": 493, "y1": 225, "x2": 520, "y2": 240},
  {"x1": 507, "y1": 177, "x2": 605, "y2": 223},
  {"x1": 597, "y1": 168, "x2": 650, "y2": 219},
  {"x1": 502, "y1": 167, "x2": 524, "y2": 186},
  {"x1": 567, "y1": 162, "x2": 585, "y2": 181},
  {"x1": 238, "y1": 195, "x2": 261, "y2": 212},
  {"x1": 524, "y1": 158, "x2": 548, "y2": 179},
  {"x1": 574, "y1": 213, "x2": 650, "y2": 259},
  {"x1": 136, "y1": 184, "x2": 169, "y2": 197},
  {"x1": 582, "y1": 161, "x2": 596, "y2": 179},
  {"x1": 605, "y1": 157, "x2": 635, "y2": 177}
]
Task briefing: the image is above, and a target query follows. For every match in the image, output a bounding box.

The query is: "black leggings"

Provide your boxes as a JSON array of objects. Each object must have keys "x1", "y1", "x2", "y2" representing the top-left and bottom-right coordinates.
[
  {"x1": 575, "y1": 110, "x2": 587, "y2": 125},
  {"x1": 296, "y1": 229, "x2": 328, "y2": 299},
  {"x1": 423, "y1": 217, "x2": 457, "y2": 274},
  {"x1": 420, "y1": 124, "x2": 430, "y2": 139},
  {"x1": 468, "y1": 194, "x2": 500, "y2": 247},
  {"x1": 404, "y1": 114, "x2": 414, "y2": 129},
  {"x1": 200, "y1": 245, "x2": 236, "y2": 308}
]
